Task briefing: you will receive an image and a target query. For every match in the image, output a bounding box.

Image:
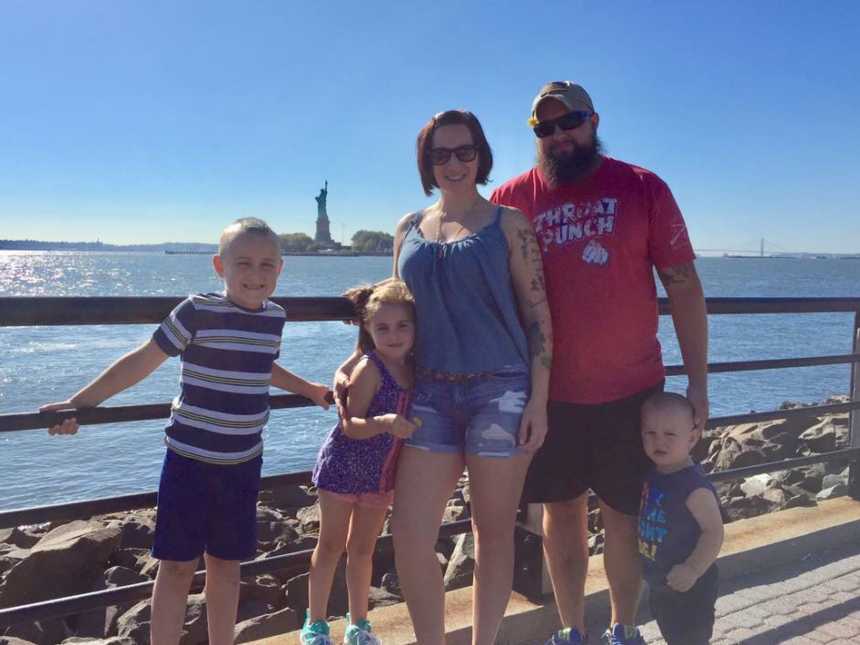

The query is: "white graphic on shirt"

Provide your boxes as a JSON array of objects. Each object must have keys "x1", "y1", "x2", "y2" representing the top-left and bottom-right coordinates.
[
  {"x1": 491, "y1": 390, "x2": 527, "y2": 413},
  {"x1": 582, "y1": 239, "x2": 609, "y2": 265},
  {"x1": 670, "y1": 219, "x2": 690, "y2": 249},
  {"x1": 533, "y1": 198, "x2": 618, "y2": 252},
  {"x1": 481, "y1": 423, "x2": 516, "y2": 445}
]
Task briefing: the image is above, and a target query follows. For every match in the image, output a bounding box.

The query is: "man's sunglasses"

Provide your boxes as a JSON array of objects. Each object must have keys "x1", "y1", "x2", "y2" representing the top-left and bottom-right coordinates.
[
  {"x1": 532, "y1": 111, "x2": 592, "y2": 139},
  {"x1": 429, "y1": 144, "x2": 479, "y2": 165}
]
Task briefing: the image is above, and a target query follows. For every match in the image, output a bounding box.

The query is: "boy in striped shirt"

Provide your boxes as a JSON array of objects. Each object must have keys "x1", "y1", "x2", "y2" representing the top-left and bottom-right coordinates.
[{"x1": 42, "y1": 218, "x2": 331, "y2": 645}]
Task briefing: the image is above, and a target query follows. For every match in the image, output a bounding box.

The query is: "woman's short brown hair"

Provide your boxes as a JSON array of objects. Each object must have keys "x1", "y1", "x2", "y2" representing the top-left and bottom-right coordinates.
[{"x1": 416, "y1": 110, "x2": 493, "y2": 197}]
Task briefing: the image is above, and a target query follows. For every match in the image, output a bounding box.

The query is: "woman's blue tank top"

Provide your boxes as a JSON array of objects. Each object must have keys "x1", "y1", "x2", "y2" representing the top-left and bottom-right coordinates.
[{"x1": 397, "y1": 207, "x2": 529, "y2": 374}]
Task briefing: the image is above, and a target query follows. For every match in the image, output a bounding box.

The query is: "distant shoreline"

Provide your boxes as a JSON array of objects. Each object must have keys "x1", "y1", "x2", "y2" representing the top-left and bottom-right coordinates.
[{"x1": 0, "y1": 242, "x2": 391, "y2": 256}]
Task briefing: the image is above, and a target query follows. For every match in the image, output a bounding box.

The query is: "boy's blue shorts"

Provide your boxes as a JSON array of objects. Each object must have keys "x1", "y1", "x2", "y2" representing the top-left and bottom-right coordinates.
[{"x1": 152, "y1": 449, "x2": 262, "y2": 562}]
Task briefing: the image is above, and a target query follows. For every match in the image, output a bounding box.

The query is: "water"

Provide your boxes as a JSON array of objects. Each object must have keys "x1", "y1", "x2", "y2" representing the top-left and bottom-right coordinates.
[{"x1": 0, "y1": 252, "x2": 858, "y2": 510}]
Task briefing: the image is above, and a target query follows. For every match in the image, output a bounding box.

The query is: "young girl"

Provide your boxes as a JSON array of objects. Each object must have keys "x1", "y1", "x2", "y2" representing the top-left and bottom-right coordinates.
[{"x1": 301, "y1": 278, "x2": 417, "y2": 645}]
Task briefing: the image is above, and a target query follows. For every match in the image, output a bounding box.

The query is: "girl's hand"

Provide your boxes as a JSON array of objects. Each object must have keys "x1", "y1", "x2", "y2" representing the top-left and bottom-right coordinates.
[
  {"x1": 40, "y1": 401, "x2": 82, "y2": 436},
  {"x1": 306, "y1": 383, "x2": 332, "y2": 410},
  {"x1": 381, "y1": 413, "x2": 418, "y2": 439},
  {"x1": 517, "y1": 398, "x2": 548, "y2": 453}
]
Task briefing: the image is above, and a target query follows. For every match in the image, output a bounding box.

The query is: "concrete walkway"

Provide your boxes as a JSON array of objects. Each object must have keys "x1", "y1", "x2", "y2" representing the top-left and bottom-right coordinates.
[
  {"x1": 256, "y1": 498, "x2": 860, "y2": 644},
  {"x1": 640, "y1": 540, "x2": 860, "y2": 644}
]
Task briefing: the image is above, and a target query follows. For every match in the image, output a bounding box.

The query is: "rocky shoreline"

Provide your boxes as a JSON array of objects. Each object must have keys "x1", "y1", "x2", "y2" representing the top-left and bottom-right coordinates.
[{"x1": 0, "y1": 397, "x2": 854, "y2": 644}]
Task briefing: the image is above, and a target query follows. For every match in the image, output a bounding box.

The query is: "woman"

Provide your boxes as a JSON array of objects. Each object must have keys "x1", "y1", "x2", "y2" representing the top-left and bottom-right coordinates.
[{"x1": 391, "y1": 109, "x2": 553, "y2": 644}]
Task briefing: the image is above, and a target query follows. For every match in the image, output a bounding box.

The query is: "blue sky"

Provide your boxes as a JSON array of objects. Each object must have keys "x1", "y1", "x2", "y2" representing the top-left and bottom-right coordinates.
[{"x1": 1, "y1": 1, "x2": 859, "y2": 253}]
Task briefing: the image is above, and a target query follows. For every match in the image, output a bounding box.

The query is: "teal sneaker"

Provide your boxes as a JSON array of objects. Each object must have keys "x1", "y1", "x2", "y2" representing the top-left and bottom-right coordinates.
[
  {"x1": 301, "y1": 610, "x2": 333, "y2": 645},
  {"x1": 602, "y1": 623, "x2": 645, "y2": 645},
  {"x1": 546, "y1": 626, "x2": 587, "y2": 644},
  {"x1": 343, "y1": 613, "x2": 381, "y2": 645}
]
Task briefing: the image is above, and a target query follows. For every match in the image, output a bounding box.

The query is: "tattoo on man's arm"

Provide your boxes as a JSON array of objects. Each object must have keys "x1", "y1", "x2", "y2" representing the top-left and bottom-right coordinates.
[{"x1": 658, "y1": 262, "x2": 694, "y2": 286}]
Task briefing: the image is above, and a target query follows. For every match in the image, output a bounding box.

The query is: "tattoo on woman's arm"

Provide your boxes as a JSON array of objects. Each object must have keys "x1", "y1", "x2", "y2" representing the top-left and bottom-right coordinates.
[
  {"x1": 517, "y1": 226, "x2": 548, "y2": 307},
  {"x1": 527, "y1": 321, "x2": 552, "y2": 370}
]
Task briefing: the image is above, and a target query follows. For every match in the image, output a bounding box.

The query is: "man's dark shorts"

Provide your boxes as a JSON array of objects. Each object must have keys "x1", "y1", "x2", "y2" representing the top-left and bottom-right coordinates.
[
  {"x1": 152, "y1": 450, "x2": 262, "y2": 562},
  {"x1": 522, "y1": 381, "x2": 663, "y2": 515}
]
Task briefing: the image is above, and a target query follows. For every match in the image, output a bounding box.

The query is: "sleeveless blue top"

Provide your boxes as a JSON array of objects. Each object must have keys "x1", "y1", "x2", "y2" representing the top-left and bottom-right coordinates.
[
  {"x1": 638, "y1": 464, "x2": 720, "y2": 587},
  {"x1": 397, "y1": 207, "x2": 529, "y2": 374}
]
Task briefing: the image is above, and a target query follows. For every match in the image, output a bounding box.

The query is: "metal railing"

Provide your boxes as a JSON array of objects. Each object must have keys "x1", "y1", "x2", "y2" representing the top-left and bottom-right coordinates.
[{"x1": 1, "y1": 296, "x2": 860, "y2": 627}]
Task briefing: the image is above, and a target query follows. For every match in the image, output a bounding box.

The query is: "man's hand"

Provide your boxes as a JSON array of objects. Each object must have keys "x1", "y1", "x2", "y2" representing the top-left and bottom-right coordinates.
[{"x1": 687, "y1": 382, "x2": 709, "y2": 433}]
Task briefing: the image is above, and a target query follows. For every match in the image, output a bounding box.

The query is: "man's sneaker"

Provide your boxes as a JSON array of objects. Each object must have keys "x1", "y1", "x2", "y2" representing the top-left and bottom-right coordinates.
[
  {"x1": 546, "y1": 626, "x2": 587, "y2": 644},
  {"x1": 602, "y1": 623, "x2": 645, "y2": 645},
  {"x1": 343, "y1": 614, "x2": 381, "y2": 645},
  {"x1": 300, "y1": 610, "x2": 333, "y2": 645}
]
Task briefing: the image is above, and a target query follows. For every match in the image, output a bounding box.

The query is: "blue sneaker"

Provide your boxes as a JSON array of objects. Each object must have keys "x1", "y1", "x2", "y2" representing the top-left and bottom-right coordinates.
[
  {"x1": 343, "y1": 613, "x2": 381, "y2": 645},
  {"x1": 546, "y1": 626, "x2": 587, "y2": 644},
  {"x1": 602, "y1": 623, "x2": 645, "y2": 645},
  {"x1": 300, "y1": 610, "x2": 333, "y2": 645}
]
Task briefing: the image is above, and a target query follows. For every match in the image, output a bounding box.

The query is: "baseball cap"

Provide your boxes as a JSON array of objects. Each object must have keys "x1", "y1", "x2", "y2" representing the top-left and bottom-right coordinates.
[{"x1": 529, "y1": 81, "x2": 595, "y2": 126}]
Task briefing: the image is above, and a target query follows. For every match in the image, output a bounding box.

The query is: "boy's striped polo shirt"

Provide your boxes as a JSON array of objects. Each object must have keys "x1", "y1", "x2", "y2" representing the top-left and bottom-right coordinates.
[{"x1": 152, "y1": 293, "x2": 286, "y2": 465}]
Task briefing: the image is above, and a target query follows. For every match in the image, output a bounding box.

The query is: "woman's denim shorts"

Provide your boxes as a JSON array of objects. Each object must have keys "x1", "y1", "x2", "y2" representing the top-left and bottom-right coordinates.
[{"x1": 406, "y1": 368, "x2": 530, "y2": 458}]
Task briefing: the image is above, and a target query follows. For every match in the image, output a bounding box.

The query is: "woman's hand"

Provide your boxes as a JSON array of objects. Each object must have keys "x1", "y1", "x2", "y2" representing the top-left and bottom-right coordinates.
[{"x1": 517, "y1": 398, "x2": 548, "y2": 453}]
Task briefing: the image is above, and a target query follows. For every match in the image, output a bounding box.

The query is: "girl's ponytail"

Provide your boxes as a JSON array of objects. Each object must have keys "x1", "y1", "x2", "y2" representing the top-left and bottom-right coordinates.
[{"x1": 342, "y1": 278, "x2": 415, "y2": 354}]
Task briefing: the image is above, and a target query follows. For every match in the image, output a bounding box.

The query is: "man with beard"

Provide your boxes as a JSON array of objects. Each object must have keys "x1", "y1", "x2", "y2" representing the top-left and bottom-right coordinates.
[{"x1": 491, "y1": 81, "x2": 708, "y2": 645}]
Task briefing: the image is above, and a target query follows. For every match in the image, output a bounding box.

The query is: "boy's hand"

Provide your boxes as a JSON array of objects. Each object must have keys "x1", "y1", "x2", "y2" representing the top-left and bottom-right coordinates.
[
  {"x1": 666, "y1": 563, "x2": 699, "y2": 592},
  {"x1": 380, "y1": 413, "x2": 418, "y2": 439},
  {"x1": 40, "y1": 401, "x2": 82, "y2": 435},
  {"x1": 307, "y1": 383, "x2": 332, "y2": 410},
  {"x1": 332, "y1": 369, "x2": 350, "y2": 418}
]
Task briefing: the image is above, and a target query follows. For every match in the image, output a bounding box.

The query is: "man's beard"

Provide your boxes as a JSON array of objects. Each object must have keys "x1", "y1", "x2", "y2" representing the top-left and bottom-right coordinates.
[{"x1": 537, "y1": 134, "x2": 604, "y2": 187}]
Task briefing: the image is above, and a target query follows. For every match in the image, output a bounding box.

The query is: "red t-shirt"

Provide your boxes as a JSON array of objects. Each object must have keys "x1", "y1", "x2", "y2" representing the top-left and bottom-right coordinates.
[{"x1": 490, "y1": 157, "x2": 695, "y2": 404}]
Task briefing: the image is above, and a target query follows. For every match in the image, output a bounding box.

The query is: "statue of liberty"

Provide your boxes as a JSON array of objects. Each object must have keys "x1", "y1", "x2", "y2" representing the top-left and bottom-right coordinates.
[{"x1": 314, "y1": 180, "x2": 333, "y2": 244}]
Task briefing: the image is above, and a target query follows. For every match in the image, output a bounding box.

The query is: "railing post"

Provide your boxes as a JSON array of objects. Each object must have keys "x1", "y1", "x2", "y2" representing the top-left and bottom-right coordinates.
[
  {"x1": 850, "y1": 311, "x2": 860, "y2": 500},
  {"x1": 513, "y1": 502, "x2": 552, "y2": 602}
]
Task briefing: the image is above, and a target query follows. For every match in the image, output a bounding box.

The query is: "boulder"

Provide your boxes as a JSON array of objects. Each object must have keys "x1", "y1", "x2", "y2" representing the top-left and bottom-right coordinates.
[
  {"x1": 234, "y1": 607, "x2": 298, "y2": 643},
  {"x1": 295, "y1": 505, "x2": 321, "y2": 533},
  {"x1": 258, "y1": 485, "x2": 317, "y2": 510},
  {"x1": 2, "y1": 618, "x2": 69, "y2": 645},
  {"x1": 0, "y1": 521, "x2": 121, "y2": 608},
  {"x1": 0, "y1": 528, "x2": 39, "y2": 550},
  {"x1": 817, "y1": 483, "x2": 848, "y2": 501},
  {"x1": 799, "y1": 421, "x2": 837, "y2": 454},
  {"x1": 115, "y1": 600, "x2": 151, "y2": 644},
  {"x1": 443, "y1": 533, "x2": 474, "y2": 590},
  {"x1": 178, "y1": 593, "x2": 207, "y2": 645},
  {"x1": 60, "y1": 639, "x2": 134, "y2": 644},
  {"x1": 367, "y1": 585, "x2": 400, "y2": 609}
]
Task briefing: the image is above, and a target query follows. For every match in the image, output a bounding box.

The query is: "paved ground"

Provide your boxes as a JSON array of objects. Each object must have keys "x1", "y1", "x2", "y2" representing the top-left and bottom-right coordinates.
[{"x1": 637, "y1": 539, "x2": 860, "y2": 644}]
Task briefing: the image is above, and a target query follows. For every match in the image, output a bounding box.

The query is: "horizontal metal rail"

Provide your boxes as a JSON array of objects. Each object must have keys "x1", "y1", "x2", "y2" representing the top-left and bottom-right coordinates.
[
  {"x1": 707, "y1": 447, "x2": 860, "y2": 483},
  {"x1": 0, "y1": 296, "x2": 355, "y2": 326},
  {"x1": 0, "y1": 518, "x2": 473, "y2": 628},
  {"x1": 665, "y1": 353, "x2": 860, "y2": 376},
  {"x1": 5, "y1": 401, "x2": 859, "y2": 529},
  {"x1": 1, "y1": 394, "x2": 319, "y2": 433},
  {"x1": 2, "y1": 297, "x2": 859, "y2": 328}
]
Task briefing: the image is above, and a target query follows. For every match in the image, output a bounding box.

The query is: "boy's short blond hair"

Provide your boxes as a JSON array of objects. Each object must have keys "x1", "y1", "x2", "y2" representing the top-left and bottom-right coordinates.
[
  {"x1": 219, "y1": 218, "x2": 281, "y2": 257},
  {"x1": 642, "y1": 391, "x2": 696, "y2": 420}
]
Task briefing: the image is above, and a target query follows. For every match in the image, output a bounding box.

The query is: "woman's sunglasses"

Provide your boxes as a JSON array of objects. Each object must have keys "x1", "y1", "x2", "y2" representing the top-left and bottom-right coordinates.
[
  {"x1": 532, "y1": 111, "x2": 592, "y2": 139},
  {"x1": 429, "y1": 144, "x2": 479, "y2": 165}
]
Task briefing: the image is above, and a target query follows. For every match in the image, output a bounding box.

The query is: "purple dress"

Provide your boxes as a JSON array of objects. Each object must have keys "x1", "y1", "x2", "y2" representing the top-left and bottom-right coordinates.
[{"x1": 313, "y1": 352, "x2": 412, "y2": 494}]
